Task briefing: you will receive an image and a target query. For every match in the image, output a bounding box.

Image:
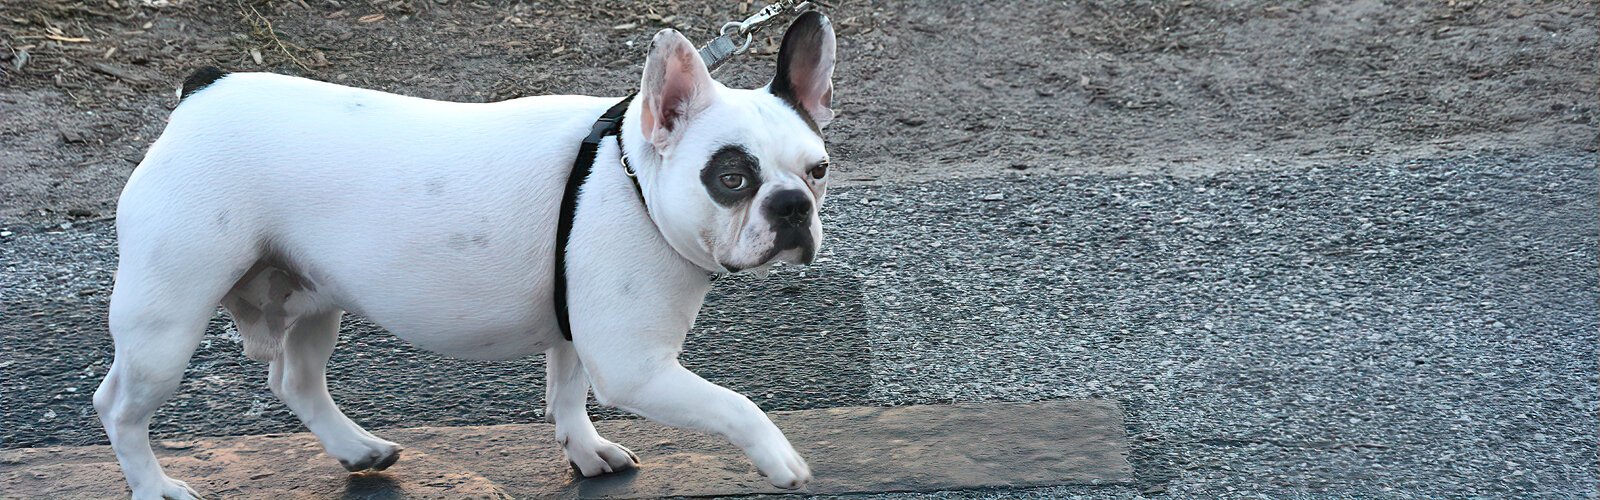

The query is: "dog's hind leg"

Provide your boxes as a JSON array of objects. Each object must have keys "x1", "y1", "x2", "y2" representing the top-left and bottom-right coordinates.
[
  {"x1": 222, "y1": 263, "x2": 399, "y2": 472},
  {"x1": 266, "y1": 309, "x2": 402, "y2": 472},
  {"x1": 95, "y1": 254, "x2": 249, "y2": 500},
  {"x1": 545, "y1": 342, "x2": 638, "y2": 476}
]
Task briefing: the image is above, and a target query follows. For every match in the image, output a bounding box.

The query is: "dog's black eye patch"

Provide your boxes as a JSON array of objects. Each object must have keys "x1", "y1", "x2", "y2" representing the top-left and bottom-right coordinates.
[{"x1": 701, "y1": 145, "x2": 761, "y2": 207}]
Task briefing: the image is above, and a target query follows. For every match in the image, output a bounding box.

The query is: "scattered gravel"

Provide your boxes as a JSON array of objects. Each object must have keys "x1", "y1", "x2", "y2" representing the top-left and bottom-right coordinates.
[{"x1": 2, "y1": 151, "x2": 1595, "y2": 497}]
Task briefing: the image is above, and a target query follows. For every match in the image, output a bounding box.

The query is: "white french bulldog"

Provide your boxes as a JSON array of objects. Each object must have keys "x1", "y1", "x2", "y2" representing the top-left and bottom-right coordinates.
[{"x1": 93, "y1": 12, "x2": 836, "y2": 499}]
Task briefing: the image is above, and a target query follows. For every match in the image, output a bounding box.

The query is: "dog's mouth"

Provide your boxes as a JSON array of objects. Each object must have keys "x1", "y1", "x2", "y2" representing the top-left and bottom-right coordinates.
[
  {"x1": 765, "y1": 227, "x2": 816, "y2": 264},
  {"x1": 719, "y1": 243, "x2": 816, "y2": 276},
  {"x1": 717, "y1": 217, "x2": 819, "y2": 275},
  {"x1": 768, "y1": 245, "x2": 816, "y2": 266}
]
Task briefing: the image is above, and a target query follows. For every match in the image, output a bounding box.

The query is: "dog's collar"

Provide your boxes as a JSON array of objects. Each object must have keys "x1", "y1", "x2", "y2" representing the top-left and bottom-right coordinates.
[
  {"x1": 553, "y1": 93, "x2": 643, "y2": 341},
  {"x1": 614, "y1": 112, "x2": 646, "y2": 206}
]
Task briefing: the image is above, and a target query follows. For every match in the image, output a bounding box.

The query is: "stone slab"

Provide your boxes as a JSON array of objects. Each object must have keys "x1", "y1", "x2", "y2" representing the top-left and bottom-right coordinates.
[
  {"x1": 0, "y1": 400, "x2": 1130, "y2": 498},
  {"x1": 0, "y1": 433, "x2": 508, "y2": 499}
]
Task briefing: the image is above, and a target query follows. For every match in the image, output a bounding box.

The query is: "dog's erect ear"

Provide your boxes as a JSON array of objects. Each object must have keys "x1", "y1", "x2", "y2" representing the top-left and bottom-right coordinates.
[
  {"x1": 640, "y1": 29, "x2": 717, "y2": 152},
  {"x1": 768, "y1": 11, "x2": 836, "y2": 130}
]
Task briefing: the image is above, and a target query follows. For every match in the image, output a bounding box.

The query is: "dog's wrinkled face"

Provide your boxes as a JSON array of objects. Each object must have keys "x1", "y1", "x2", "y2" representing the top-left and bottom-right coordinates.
[{"x1": 637, "y1": 12, "x2": 837, "y2": 274}]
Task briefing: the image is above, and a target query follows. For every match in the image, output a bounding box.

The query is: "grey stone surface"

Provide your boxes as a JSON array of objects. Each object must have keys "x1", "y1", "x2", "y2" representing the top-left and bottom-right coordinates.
[
  {"x1": 0, "y1": 401, "x2": 1130, "y2": 498},
  {"x1": 570, "y1": 401, "x2": 1131, "y2": 498}
]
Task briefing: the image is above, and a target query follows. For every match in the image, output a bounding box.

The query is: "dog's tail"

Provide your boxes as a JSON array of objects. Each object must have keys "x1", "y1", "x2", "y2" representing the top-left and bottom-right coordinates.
[{"x1": 180, "y1": 66, "x2": 229, "y2": 101}]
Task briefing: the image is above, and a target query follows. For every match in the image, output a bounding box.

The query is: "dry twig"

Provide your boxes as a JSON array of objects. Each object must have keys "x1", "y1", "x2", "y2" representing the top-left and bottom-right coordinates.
[{"x1": 238, "y1": 2, "x2": 312, "y2": 72}]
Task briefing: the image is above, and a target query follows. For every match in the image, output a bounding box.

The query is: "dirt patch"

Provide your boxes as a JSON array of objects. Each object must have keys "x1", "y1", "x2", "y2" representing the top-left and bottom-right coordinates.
[{"x1": 1, "y1": 0, "x2": 1596, "y2": 225}]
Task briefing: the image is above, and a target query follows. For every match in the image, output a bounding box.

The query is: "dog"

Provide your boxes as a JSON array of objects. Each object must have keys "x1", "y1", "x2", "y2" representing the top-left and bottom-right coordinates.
[{"x1": 93, "y1": 12, "x2": 836, "y2": 499}]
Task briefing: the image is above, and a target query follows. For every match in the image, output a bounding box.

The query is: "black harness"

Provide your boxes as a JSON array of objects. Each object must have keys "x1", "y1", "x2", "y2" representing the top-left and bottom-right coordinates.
[{"x1": 553, "y1": 93, "x2": 642, "y2": 341}]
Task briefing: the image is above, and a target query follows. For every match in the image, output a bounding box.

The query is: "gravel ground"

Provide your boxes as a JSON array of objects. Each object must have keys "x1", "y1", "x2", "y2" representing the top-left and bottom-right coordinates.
[
  {"x1": 837, "y1": 151, "x2": 1599, "y2": 498},
  {"x1": 2, "y1": 150, "x2": 1595, "y2": 497}
]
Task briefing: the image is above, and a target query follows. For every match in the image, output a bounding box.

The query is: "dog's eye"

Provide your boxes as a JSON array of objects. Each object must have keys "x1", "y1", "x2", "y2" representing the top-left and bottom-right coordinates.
[
  {"x1": 808, "y1": 162, "x2": 829, "y2": 180},
  {"x1": 719, "y1": 173, "x2": 748, "y2": 190}
]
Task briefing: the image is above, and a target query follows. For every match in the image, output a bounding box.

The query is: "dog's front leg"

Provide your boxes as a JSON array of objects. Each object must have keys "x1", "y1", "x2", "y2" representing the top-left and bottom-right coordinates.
[
  {"x1": 544, "y1": 342, "x2": 639, "y2": 476},
  {"x1": 574, "y1": 339, "x2": 811, "y2": 489}
]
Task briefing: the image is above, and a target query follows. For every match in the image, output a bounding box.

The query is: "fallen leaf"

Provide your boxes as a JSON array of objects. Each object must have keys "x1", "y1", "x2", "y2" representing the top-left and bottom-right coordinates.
[{"x1": 358, "y1": 13, "x2": 385, "y2": 23}]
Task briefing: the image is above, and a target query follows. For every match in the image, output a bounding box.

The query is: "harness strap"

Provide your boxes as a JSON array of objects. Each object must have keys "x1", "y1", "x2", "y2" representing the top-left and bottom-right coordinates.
[{"x1": 554, "y1": 94, "x2": 638, "y2": 341}]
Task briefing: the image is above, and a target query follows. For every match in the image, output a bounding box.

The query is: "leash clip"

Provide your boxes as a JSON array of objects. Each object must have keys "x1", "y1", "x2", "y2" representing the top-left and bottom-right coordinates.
[
  {"x1": 698, "y1": 0, "x2": 820, "y2": 71},
  {"x1": 727, "y1": 0, "x2": 810, "y2": 38}
]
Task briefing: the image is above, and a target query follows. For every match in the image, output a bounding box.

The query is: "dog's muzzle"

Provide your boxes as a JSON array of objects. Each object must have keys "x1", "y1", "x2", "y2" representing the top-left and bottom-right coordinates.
[{"x1": 763, "y1": 189, "x2": 816, "y2": 265}]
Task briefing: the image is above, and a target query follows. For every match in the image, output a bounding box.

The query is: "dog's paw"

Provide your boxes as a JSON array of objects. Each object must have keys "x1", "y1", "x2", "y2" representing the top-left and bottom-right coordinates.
[
  {"x1": 749, "y1": 441, "x2": 811, "y2": 489},
  {"x1": 564, "y1": 436, "x2": 640, "y2": 477},
  {"x1": 331, "y1": 437, "x2": 403, "y2": 472},
  {"x1": 131, "y1": 476, "x2": 201, "y2": 500}
]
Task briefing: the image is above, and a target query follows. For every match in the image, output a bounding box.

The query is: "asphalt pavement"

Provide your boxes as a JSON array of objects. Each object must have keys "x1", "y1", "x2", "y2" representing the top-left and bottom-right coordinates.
[{"x1": 2, "y1": 150, "x2": 1595, "y2": 497}]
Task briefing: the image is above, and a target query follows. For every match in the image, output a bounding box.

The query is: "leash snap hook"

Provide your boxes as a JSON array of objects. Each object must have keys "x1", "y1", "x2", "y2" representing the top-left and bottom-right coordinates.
[
  {"x1": 701, "y1": 0, "x2": 823, "y2": 69},
  {"x1": 719, "y1": 22, "x2": 756, "y2": 54}
]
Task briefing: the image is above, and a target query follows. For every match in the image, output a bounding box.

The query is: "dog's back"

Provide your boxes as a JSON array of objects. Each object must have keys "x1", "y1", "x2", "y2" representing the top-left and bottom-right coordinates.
[
  {"x1": 130, "y1": 71, "x2": 599, "y2": 221},
  {"x1": 115, "y1": 71, "x2": 616, "y2": 360}
]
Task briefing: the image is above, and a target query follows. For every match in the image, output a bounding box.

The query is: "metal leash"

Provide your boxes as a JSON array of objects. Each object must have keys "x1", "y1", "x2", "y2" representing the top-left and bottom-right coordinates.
[{"x1": 697, "y1": 0, "x2": 822, "y2": 72}]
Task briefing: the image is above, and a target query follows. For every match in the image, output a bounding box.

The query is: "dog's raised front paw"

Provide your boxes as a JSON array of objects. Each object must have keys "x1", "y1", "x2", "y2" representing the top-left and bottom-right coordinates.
[
  {"x1": 750, "y1": 442, "x2": 811, "y2": 489},
  {"x1": 131, "y1": 476, "x2": 201, "y2": 500},
  {"x1": 564, "y1": 436, "x2": 640, "y2": 477},
  {"x1": 332, "y1": 438, "x2": 403, "y2": 472}
]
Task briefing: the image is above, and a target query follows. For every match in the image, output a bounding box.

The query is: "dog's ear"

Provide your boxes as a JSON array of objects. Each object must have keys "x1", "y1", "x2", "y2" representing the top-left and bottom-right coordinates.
[
  {"x1": 768, "y1": 11, "x2": 836, "y2": 130},
  {"x1": 640, "y1": 29, "x2": 717, "y2": 152}
]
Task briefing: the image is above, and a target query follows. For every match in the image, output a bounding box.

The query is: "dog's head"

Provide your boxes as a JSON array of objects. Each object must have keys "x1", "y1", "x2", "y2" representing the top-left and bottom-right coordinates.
[{"x1": 634, "y1": 12, "x2": 836, "y2": 274}]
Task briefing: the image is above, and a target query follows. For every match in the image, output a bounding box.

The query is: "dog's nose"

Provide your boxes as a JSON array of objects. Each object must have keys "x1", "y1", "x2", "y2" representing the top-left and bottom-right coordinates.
[{"x1": 765, "y1": 190, "x2": 812, "y2": 228}]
